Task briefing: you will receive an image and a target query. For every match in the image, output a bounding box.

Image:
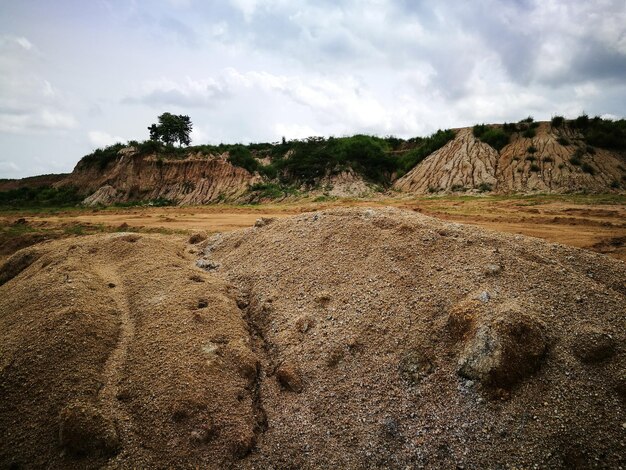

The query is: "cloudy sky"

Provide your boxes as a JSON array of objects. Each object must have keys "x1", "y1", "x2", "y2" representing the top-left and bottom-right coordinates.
[{"x1": 1, "y1": 0, "x2": 625, "y2": 178}]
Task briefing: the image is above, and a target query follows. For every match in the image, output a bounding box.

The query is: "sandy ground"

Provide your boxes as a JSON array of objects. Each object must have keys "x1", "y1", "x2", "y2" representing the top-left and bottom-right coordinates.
[
  {"x1": 2, "y1": 195, "x2": 625, "y2": 261},
  {"x1": 2, "y1": 207, "x2": 624, "y2": 468}
]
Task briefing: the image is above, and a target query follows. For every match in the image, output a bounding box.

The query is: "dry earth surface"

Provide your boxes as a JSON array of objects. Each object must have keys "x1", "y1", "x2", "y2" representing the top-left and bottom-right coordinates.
[
  {"x1": 2, "y1": 195, "x2": 625, "y2": 263},
  {"x1": 0, "y1": 206, "x2": 624, "y2": 469}
]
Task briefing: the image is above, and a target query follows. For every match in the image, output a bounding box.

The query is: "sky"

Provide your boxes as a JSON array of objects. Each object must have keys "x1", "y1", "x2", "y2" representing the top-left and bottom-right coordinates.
[{"x1": 0, "y1": 0, "x2": 625, "y2": 178}]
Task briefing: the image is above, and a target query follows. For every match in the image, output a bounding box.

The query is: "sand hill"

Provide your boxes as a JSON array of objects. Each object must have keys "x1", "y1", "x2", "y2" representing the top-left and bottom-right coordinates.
[
  {"x1": 395, "y1": 123, "x2": 625, "y2": 194},
  {"x1": 1, "y1": 208, "x2": 624, "y2": 468}
]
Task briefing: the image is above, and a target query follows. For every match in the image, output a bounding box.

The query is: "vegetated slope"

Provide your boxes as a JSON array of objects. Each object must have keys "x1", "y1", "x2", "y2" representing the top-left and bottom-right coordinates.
[
  {"x1": 0, "y1": 174, "x2": 69, "y2": 192},
  {"x1": 1, "y1": 208, "x2": 625, "y2": 468},
  {"x1": 65, "y1": 149, "x2": 260, "y2": 206},
  {"x1": 395, "y1": 122, "x2": 626, "y2": 194}
]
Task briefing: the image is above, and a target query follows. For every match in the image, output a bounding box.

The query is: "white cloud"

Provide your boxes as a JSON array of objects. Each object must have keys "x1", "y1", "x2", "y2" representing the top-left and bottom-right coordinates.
[
  {"x1": 0, "y1": 109, "x2": 77, "y2": 134},
  {"x1": 124, "y1": 76, "x2": 230, "y2": 107},
  {"x1": 88, "y1": 130, "x2": 126, "y2": 148}
]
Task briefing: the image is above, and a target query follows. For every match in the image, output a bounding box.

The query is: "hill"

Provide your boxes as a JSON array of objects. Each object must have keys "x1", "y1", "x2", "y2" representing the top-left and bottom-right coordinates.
[
  {"x1": 395, "y1": 120, "x2": 626, "y2": 194},
  {"x1": 1, "y1": 208, "x2": 624, "y2": 468},
  {"x1": 0, "y1": 115, "x2": 624, "y2": 208}
]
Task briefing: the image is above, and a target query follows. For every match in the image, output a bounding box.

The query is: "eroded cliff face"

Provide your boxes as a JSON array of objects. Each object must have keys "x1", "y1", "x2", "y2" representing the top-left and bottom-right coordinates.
[
  {"x1": 395, "y1": 123, "x2": 625, "y2": 194},
  {"x1": 394, "y1": 128, "x2": 499, "y2": 193},
  {"x1": 63, "y1": 151, "x2": 260, "y2": 205}
]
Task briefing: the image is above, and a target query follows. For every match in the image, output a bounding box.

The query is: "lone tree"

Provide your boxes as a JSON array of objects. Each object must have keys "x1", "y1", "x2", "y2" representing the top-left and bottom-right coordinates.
[{"x1": 148, "y1": 113, "x2": 192, "y2": 147}]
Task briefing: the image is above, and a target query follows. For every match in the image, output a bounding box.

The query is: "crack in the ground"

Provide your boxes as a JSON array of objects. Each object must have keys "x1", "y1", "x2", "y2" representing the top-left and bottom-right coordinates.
[{"x1": 235, "y1": 288, "x2": 271, "y2": 453}]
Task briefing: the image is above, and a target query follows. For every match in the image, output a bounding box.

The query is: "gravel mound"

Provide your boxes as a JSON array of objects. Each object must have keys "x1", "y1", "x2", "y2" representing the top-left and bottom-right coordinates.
[
  {"x1": 205, "y1": 207, "x2": 625, "y2": 468},
  {"x1": 1, "y1": 207, "x2": 624, "y2": 468}
]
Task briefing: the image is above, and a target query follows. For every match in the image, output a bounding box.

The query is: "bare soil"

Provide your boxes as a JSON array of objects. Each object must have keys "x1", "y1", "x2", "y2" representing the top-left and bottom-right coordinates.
[
  {"x1": 2, "y1": 195, "x2": 625, "y2": 261},
  {"x1": 0, "y1": 206, "x2": 624, "y2": 468}
]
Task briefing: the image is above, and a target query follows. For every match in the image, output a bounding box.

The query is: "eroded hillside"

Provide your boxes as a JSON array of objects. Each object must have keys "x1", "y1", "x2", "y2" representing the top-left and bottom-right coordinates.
[
  {"x1": 1, "y1": 208, "x2": 624, "y2": 468},
  {"x1": 396, "y1": 122, "x2": 626, "y2": 194}
]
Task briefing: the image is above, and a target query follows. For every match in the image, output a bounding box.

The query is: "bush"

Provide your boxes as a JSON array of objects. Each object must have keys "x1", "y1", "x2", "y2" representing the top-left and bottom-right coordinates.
[
  {"x1": 526, "y1": 156, "x2": 536, "y2": 162},
  {"x1": 527, "y1": 145, "x2": 537, "y2": 154},
  {"x1": 543, "y1": 156, "x2": 554, "y2": 163},
  {"x1": 610, "y1": 180, "x2": 620, "y2": 189},
  {"x1": 502, "y1": 122, "x2": 518, "y2": 133},
  {"x1": 397, "y1": 129, "x2": 456, "y2": 175},
  {"x1": 572, "y1": 113, "x2": 590, "y2": 130},
  {"x1": 520, "y1": 116, "x2": 534, "y2": 123},
  {"x1": 551, "y1": 115, "x2": 565, "y2": 128},
  {"x1": 586, "y1": 145, "x2": 596, "y2": 155},
  {"x1": 569, "y1": 156, "x2": 582, "y2": 166},
  {"x1": 557, "y1": 137, "x2": 570, "y2": 146},
  {"x1": 581, "y1": 163, "x2": 595, "y2": 175},
  {"x1": 80, "y1": 143, "x2": 125, "y2": 169},
  {"x1": 477, "y1": 182, "x2": 493, "y2": 192},
  {"x1": 0, "y1": 185, "x2": 82, "y2": 208},
  {"x1": 227, "y1": 145, "x2": 259, "y2": 173},
  {"x1": 522, "y1": 128, "x2": 536, "y2": 138},
  {"x1": 473, "y1": 125, "x2": 510, "y2": 151},
  {"x1": 529, "y1": 164, "x2": 541, "y2": 172}
]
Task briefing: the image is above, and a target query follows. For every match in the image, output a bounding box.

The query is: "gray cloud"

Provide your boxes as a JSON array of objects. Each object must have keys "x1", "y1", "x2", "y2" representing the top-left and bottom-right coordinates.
[{"x1": 0, "y1": 0, "x2": 624, "y2": 178}]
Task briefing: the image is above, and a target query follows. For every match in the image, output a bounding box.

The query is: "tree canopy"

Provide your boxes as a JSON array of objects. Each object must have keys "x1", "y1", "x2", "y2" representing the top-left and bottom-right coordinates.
[{"x1": 148, "y1": 113, "x2": 192, "y2": 147}]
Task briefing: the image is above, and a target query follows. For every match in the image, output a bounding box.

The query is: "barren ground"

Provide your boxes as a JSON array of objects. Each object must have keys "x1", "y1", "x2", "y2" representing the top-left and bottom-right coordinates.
[{"x1": 2, "y1": 194, "x2": 625, "y2": 262}]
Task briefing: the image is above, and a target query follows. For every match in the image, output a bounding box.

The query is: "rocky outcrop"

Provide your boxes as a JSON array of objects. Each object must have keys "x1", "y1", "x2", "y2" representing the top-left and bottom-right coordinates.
[
  {"x1": 62, "y1": 151, "x2": 260, "y2": 205},
  {"x1": 394, "y1": 128, "x2": 498, "y2": 193},
  {"x1": 395, "y1": 122, "x2": 626, "y2": 194}
]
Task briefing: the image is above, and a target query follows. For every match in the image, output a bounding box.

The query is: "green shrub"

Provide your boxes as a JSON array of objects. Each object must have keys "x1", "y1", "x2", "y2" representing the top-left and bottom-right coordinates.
[
  {"x1": 522, "y1": 128, "x2": 536, "y2": 138},
  {"x1": 558, "y1": 163, "x2": 565, "y2": 169},
  {"x1": 249, "y1": 182, "x2": 298, "y2": 199},
  {"x1": 0, "y1": 185, "x2": 82, "y2": 208},
  {"x1": 521, "y1": 116, "x2": 534, "y2": 124},
  {"x1": 397, "y1": 129, "x2": 456, "y2": 175},
  {"x1": 569, "y1": 156, "x2": 582, "y2": 166},
  {"x1": 450, "y1": 184, "x2": 466, "y2": 192},
  {"x1": 530, "y1": 164, "x2": 541, "y2": 172},
  {"x1": 526, "y1": 156, "x2": 536, "y2": 162},
  {"x1": 227, "y1": 145, "x2": 259, "y2": 173},
  {"x1": 581, "y1": 163, "x2": 595, "y2": 175},
  {"x1": 557, "y1": 137, "x2": 570, "y2": 146},
  {"x1": 502, "y1": 122, "x2": 518, "y2": 133},
  {"x1": 477, "y1": 182, "x2": 492, "y2": 192},
  {"x1": 586, "y1": 145, "x2": 596, "y2": 155},
  {"x1": 610, "y1": 180, "x2": 620, "y2": 189},
  {"x1": 551, "y1": 115, "x2": 565, "y2": 127},
  {"x1": 80, "y1": 143, "x2": 125, "y2": 169},
  {"x1": 473, "y1": 125, "x2": 510, "y2": 151},
  {"x1": 527, "y1": 145, "x2": 537, "y2": 154},
  {"x1": 543, "y1": 156, "x2": 554, "y2": 163}
]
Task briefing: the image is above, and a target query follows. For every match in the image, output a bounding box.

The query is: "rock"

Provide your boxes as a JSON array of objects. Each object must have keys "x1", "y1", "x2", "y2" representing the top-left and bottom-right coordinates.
[
  {"x1": 254, "y1": 217, "x2": 276, "y2": 228},
  {"x1": 484, "y1": 264, "x2": 502, "y2": 276},
  {"x1": 276, "y1": 362, "x2": 304, "y2": 393},
  {"x1": 188, "y1": 232, "x2": 207, "y2": 244},
  {"x1": 189, "y1": 424, "x2": 214, "y2": 445},
  {"x1": 58, "y1": 402, "x2": 119, "y2": 457},
  {"x1": 458, "y1": 312, "x2": 548, "y2": 389},
  {"x1": 571, "y1": 327, "x2": 617, "y2": 363},
  {"x1": 399, "y1": 350, "x2": 434, "y2": 385},
  {"x1": 196, "y1": 259, "x2": 220, "y2": 271},
  {"x1": 478, "y1": 291, "x2": 491, "y2": 303}
]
